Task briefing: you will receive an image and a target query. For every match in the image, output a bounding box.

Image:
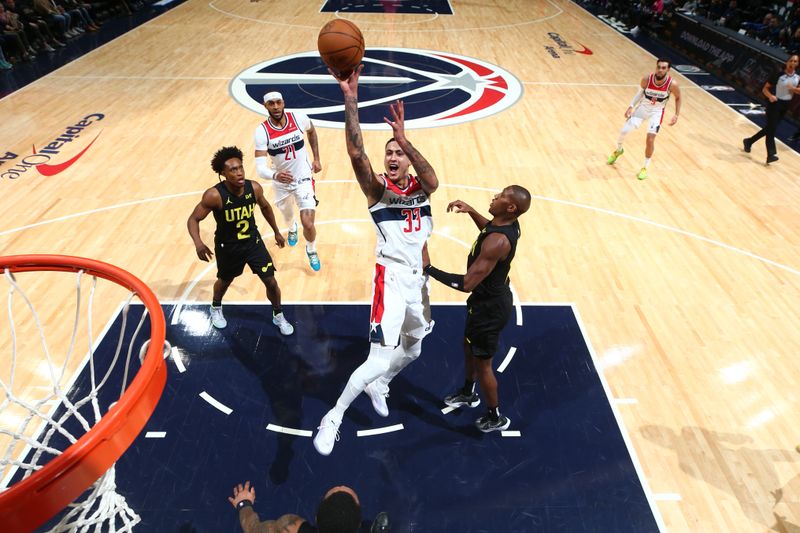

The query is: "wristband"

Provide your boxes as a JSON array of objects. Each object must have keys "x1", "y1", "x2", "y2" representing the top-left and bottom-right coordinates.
[{"x1": 236, "y1": 500, "x2": 253, "y2": 511}]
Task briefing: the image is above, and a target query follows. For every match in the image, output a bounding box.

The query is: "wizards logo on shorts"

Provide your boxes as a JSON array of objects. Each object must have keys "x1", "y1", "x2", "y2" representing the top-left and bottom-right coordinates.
[{"x1": 229, "y1": 48, "x2": 523, "y2": 130}]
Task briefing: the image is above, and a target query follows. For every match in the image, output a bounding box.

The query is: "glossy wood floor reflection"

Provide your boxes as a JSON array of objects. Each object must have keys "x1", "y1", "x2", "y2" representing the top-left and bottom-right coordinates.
[{"x1": 1, "y1": 0, "x2": 800, "y2": 531}]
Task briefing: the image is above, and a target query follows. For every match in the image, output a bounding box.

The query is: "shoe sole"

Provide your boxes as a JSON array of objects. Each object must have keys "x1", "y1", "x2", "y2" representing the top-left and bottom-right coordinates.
[
  {"x1": 477, "y1": 417, "x2": 511, "y2": 433},
  {"x1": 444, "y1": 398, "x2": 480, "y2": 409}
]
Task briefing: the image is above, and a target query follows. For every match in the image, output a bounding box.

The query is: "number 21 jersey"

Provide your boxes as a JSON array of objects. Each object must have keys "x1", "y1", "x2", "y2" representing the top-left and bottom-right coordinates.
[{"x1": 254, "y1": 112, "x2": 313, "y2": 184}]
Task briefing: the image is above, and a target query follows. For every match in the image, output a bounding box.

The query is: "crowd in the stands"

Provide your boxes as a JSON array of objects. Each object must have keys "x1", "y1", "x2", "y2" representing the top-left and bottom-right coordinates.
[
  {"x1": 580, "y1": 0, "x2": 800, "y2": 54},
  {"x1": 0, "y1": 0, "x2": 146, "y2": 70}
]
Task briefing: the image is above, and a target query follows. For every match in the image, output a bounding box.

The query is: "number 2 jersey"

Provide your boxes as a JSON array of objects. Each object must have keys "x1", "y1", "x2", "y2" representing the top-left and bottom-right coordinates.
[
  {"x1": 254, "y1": 111, "x2": 313, "y2": 185},
  {"x1": 212, "y1": 180, "x2": 260, "y2": 244},
  {"x1": 368, "y1": 175, "x2": 432, "y2": 270}
]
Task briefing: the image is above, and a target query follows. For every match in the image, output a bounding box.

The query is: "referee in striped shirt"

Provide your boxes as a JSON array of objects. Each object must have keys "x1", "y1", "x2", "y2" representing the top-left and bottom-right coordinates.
[{"x1": 743, "y1": 54, "x2": 800, "y2": 164}]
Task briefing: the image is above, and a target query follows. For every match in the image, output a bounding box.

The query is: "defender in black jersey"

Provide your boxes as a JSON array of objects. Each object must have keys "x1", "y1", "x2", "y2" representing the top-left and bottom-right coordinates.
[
  {"x1": 187, "y1": 146, "x2": 294, "y2": 335},
  {"x1": 228, "y1": 480, "x2": 390, "y2": 533},
  {"x1": 425, "y1": 185, "x2": 531, "y2": 433}
]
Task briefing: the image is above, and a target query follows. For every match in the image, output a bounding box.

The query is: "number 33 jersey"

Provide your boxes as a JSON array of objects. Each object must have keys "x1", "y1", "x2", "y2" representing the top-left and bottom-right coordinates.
[
  {"x1": 369, "y1": 175, "x2": 432, "y2": 269},
  {"x1": 254, "y1": 111, "x2": 313, "y2": 184}
]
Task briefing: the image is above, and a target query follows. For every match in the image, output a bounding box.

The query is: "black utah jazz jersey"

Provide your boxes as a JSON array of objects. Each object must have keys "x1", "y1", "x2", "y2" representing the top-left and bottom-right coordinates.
[
  {"x1": 467, "y1": 220, "x2": 520, "y2": 299},
  {"x1": 213, "y1": 180, "x2": 260, "y2": 244}
]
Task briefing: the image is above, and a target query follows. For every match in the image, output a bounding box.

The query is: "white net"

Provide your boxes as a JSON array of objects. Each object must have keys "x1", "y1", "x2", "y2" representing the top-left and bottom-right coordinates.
[{"x1": 0, "y1": 265, "x2": 165, "y2": 532}]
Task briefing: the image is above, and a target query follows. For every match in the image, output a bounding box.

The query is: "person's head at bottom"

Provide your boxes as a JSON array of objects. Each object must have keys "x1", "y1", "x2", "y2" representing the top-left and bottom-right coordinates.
[{"x1": 316, "y1": 486, "x2": 362, "y2": 533}]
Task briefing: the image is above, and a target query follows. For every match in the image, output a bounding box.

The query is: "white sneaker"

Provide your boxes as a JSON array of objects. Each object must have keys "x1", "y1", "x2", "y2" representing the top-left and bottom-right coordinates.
[
  {"x1": 365, "y1": 381, "x2": 389, "y2": 417},
  {"x1": 209, "y1": 305, "x2": 227, "y2": 329},
  {"x1": 313, "y1": 410, "x2": 341, "y2": 456},
  {"x1": 272, "y1": 312, "x2": 294, "y2": 336}
]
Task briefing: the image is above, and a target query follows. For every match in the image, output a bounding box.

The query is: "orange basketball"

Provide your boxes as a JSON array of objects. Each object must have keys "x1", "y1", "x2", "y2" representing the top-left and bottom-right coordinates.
[{"x1": 317, "y1": 19, "x2": 365, "y2": 79}]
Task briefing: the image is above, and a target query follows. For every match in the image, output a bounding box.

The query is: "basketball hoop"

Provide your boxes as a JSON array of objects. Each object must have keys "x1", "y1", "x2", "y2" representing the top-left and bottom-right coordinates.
[{"x1": 0, "y1": 255, "x2": 167, "y2": 532}]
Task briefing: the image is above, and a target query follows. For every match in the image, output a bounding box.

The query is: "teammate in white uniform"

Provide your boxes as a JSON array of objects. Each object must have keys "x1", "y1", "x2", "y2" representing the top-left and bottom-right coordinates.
[
  {"x1": 607, "y1": 58, "x2": 682, "y2": 180},
  {"x1": 314, "y1": 65, "x2": 439, "y2": 456},
  {"x1": 254, "y1": 91, "x2": 323, "y2": 271}
]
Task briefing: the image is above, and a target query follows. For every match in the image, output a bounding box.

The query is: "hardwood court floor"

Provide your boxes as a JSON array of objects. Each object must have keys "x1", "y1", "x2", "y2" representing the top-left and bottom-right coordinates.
[{"x1": 1, "y1": 0, "x2": 799, "y2": 531}]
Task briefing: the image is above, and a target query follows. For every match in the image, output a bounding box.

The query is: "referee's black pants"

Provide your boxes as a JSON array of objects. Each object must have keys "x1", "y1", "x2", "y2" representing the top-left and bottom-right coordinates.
[{"x1": 747, "y1": 99, "x2": 790, "y2": 156}]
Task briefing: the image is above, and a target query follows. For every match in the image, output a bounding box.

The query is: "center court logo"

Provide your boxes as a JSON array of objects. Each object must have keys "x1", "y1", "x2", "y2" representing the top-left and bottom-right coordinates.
[
  {"x1": 1, "y1": 113, "x2": 104, "y2": 180},
  {"x1": 229, "y1": 48, "x2": 522, "y2": 129}
]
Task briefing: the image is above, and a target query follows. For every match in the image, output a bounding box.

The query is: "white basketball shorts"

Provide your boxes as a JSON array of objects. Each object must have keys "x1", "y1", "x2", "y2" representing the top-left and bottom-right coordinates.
[
  {"x1": 273, "y1": 177, "x2": 317, "y2": 212},
  {"x1": 627, "y1": 104, "x2": 666, "y2": 135},
  {"x1": 368, "y1": 262, "x2": 434, "y2": 346}
]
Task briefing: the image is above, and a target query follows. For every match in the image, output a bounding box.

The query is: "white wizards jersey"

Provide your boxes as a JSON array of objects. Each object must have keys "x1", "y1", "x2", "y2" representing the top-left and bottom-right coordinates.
[
  {"x1": 369, "y1": 175, "x2": 432, "y2": 269},
  {"x1": 641, "y1": 73, "x2": 673, "y2": 109},
  {"x1": 254, "y1": 111, "x2": 313, "y2": 183}
]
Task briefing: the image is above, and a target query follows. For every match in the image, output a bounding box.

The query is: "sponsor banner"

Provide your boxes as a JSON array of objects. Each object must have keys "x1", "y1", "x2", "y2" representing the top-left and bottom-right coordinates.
[
  {"x1": 544, "y1": 33, "x2": 593, "y2": 59},
  {"x1": 1, "y1": 114, "x2": 104, "y2": 181},
  {"x1": 662, "y1": 13, "x2": 800, "y2": 121},
  {"x1": 597, "y1": 14, "x2": 633, "y2": 34}
]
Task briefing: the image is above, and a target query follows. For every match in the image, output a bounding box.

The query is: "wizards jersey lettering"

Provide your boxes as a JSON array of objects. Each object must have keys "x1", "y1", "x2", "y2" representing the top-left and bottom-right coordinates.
[
  {"x1": 254, "y1": 111, "x2": 313, "y2": 183},
  {"x1": 368, "y1": 175, "x2": 432, "y2": 269},
  {"x1": 642, "y1": 73, "x2": 672, "y2": 107}
]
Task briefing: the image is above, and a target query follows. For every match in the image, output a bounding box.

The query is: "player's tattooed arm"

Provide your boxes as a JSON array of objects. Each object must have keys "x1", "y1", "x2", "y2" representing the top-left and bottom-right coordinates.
[
  {"x1": 343, "y1": 94, "x2": 383, "y2": 201},
  {"x1": 246, "y1": 513, "x2": 306, "y2": 533},
  {"x1": 385, "y1": 100, "x2": 439, "y2": 195},
  {"x1": 335, "y1": 64, "x2": 383, "y2": 201}
]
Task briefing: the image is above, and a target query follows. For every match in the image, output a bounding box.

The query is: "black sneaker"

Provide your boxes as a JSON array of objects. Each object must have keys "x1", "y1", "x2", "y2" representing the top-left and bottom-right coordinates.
[
  {"x1": 475, "y1": 414, "x2": 511, "y2": 433},
  {"x1": 444, "y1": 390, "x2": 480, "y2": 408},
  {"x1": 742, "y1": 138, "x2": 752, "y2": 153},
  {"x1": 767, "y1": 154, "x2": 779, "y2": 164},
  {"x1": 370, "y1": 511, "x2": 391, "y2": 533}
]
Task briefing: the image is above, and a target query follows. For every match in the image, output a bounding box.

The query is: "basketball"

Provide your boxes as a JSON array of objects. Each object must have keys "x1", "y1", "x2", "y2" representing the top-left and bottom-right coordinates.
[{"x1": 317, "y1": 19, "x2": 365, "y2": 79}]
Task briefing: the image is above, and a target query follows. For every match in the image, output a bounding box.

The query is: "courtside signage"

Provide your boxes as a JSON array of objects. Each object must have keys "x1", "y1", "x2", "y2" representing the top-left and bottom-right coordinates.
[
  {"x1": 229, "y1": 48, "x2": 522, "y2": 129},
  {"x1": 1, "y1": 113, "x2": 104, "y2": 180}
]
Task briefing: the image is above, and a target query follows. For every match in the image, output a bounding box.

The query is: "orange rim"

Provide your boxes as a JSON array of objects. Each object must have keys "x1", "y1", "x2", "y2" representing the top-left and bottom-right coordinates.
[{"x1": 0, "y1": 255, "x2": 166, "y2": 532}]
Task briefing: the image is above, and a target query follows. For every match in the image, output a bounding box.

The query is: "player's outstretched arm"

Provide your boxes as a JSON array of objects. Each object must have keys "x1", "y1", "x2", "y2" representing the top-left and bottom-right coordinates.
[
  {"x1": 187, "y1": 188, "x2": 219, "y2": 261},
  {"x1": 447, "y1": 199, "x2": 489, "y2": 230},
  {"x1": 253, "y1": 182, "x2": 285, "y2": 248},
  {"x1": 333, "y1": 65, "x2": 384, "y2": 203},
  {"x1": 384, "y1": 100, "x2": 438, "y2": 195},
  {"x1": 229, "y1": 481, "x2": 306, "y2": 533},
  {"x1": 425, "y1": 233, "x2": 509, "y2": 292}
]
